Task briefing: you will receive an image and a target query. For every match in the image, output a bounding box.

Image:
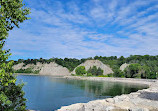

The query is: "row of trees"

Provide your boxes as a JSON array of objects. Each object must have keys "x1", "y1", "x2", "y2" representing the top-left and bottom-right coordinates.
[
  {"x1": 74, "y1": 63, "x2": 157, "y2": 79},
  {"x1": 108, "y1": 63, "x2": 157, "y2": 79},
  {"x1": 75, "y1": 66, "x2": 104, "y2": 76}
]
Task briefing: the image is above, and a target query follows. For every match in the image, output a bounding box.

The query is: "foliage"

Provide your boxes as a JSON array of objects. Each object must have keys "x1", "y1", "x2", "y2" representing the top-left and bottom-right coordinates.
[
  {"x1": 71, "y1": 74, "x2": 75, "y2": 76},
  {"x1": 124, "y1": 64, "x2": 141, "y2": 78},
  {"x1": 15, "y1": 68, "x2": 39, "y2": 74},
  {"x1": 13, "y1": 55, "x2": 158, "y2": 79},
  {"x1": 75, "y1": 66, "x2": 86, "y2": 75},
  {"x1": 87, "y1": 66, "x2": 103, "y2": 76},
  {"x1": 98, "y1": 75, "x2": 108, "y2": 77},
  {"x1": 107, "y1": 73, "x2": 113, "y2": 77},
  {"x1": 87, "y1": 73, "x2": 93, "y2": 76},
  {"x1": 0, "y1": 0, "x2": 30, "y2": 110},
  {"x1": 95, "y1": 55, "x2": 158, "y2": 79},
  {"x1": 113, "y1": 69, "x2": 124, "y2": 77}
]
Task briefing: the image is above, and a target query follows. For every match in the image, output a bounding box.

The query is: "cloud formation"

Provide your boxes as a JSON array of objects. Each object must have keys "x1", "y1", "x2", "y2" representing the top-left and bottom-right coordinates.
[{"x1": 6, "y1": 0, "x2": 158, "y2": 60}]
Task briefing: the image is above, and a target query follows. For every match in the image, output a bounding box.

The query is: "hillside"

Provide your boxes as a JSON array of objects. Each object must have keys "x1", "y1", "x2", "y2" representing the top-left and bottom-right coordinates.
[
  {"x1": 72, "y1": 60, "x2": 113, "y2": 75},
  {"x1": 13, "y1": 62, "x2": 71, "y2": 76}
]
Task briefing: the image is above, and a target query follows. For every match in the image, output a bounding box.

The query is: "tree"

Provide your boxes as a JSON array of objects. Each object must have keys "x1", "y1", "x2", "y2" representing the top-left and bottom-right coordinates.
[
  {"x1": 113, "y1": 69, "x2": 124, "y2": 77},
  {"x1": 124, "y1": 64, "x2": 141, "y2": 78},
  {"x1": 0, "y1": 0, "x2": 30, "y2": 110},
  {"x1": 87, "y1": 66, "x2": 103, "y2": 76},
  {"x1": 96, "y1": 67, "x2": 103, "y2": 76},
  {"x1": 75, "y1": 66, "x2": 86, "y2": 75}
]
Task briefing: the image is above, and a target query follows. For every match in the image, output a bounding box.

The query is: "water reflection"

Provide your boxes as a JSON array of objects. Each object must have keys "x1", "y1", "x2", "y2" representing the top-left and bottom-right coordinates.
[
  {"x1": 51, "y1": 77, "x2": 148, "y2": 98},
  {"x1": 17, "y1": 76, "x2": 148, "y2": 111}
]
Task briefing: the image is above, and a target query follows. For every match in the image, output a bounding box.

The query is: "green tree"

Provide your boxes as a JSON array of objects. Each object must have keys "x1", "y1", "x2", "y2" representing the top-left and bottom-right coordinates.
[
  {"x1": 0, "y1": 0, "x2": 30, "y2": 110},
  {"x1": 96, "y1": 67, "x2": 103, "y2": 76},
  {"x1": 113, "y1": 69, "x2": 124, "y2": 77},
  {"x1": 87, "y1": 66, "x2": 103, "y2": 76},
  {"x1": 124, "y1": 64, "x2": 141, "y2": 78},
  {"x1": 75, "y1": 66, "x2": 86, "y2": 75}
]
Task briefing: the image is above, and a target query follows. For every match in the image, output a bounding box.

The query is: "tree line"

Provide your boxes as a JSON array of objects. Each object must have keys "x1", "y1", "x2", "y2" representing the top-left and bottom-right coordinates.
[{"x1": 13, "y1": 55, "x2": 158, "y2": 79}]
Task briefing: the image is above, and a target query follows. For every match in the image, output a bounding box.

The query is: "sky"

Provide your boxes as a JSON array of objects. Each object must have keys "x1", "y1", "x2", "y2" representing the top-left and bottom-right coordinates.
[{"x1": 5, "y1": 0, "x2": 158, "y2": 60}]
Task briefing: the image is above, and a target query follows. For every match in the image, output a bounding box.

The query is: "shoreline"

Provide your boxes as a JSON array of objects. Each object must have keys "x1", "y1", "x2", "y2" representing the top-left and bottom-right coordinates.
[
  {"x1": 58, "y1": 76, "x2": 158, "y2": 111},
  {"x1": 15, "y1": 73, "x2": 39, "y2": 76},
  {"x1": 63, "y1": 76, "x2": 156, "y2": 86}
]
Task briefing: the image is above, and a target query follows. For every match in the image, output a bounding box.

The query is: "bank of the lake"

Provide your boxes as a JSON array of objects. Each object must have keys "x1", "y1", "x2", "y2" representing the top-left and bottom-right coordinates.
[{"x1": 58, "y1": 76, "x2": 158, "y2": 111}]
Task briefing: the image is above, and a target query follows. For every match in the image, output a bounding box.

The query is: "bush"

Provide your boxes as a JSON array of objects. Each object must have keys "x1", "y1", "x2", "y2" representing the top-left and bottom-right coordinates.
[
  {"x1": 75, "y1": 66, "x2": 86, "y2": 75},
  {"x1": 98, "y1": 75, "x2": 108, "y2": 77},
  {"x1": 34, "y1": 70, "x2": 40, "y2": 74},
  {"x1": 124, "y1": 63, "x2": 141, "y2": 78},
  {"x1": 87, "y1": 73, "x2": 93, "y2": 76},
  {"x1": 71, "y1": 74, "x2": 75, "y2": 76},
  {"x1": 113, "y1": 69, "x2": 124, "y2": 77},
  {"x1": 15, "y1": 68, "x2": 40, "y2": 74},
  {"x1": 107, "y1": 73, "x2": 113, "y2": 77},
  {"x1": 87, "y1": 66, "x2": 103, "y2": 76}
]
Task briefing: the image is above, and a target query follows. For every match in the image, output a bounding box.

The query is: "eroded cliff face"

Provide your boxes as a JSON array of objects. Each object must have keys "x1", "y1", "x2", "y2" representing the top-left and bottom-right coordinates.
[
  {"x1": 13, "y1": 62, "x2": 71, "y2": 76},
  {"x1": 39, "y1": 62, "x2": 70, "y2": 76},
  {"x1": 72, "y1": 60, "x2": 113, "y2": 75}
]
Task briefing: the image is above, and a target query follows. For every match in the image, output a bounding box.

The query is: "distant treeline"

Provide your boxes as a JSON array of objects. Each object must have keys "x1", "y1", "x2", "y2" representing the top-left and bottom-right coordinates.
[{"x1": 13, "y1": 55, "x2": 158, "y2": 79}]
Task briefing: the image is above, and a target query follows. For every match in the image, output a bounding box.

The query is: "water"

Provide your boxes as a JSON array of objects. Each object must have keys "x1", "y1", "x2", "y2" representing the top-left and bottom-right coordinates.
[{"x1": 17, "y1": 75, "x2": 148, "y2": 111}]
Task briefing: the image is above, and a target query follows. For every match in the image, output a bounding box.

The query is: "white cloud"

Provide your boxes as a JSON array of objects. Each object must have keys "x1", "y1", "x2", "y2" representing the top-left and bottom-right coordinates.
[{"x1": 5, "y1": 0, "x2": 158, "y2": 59}]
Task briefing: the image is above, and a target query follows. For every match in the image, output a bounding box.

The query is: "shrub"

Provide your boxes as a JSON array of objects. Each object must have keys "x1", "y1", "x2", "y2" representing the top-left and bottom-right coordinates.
[
  {"x1": 107, "y1": 73, "x2": 113, "y2": 77},
  {"x1": 71, "y1": 74, "x2": 75, "y2": 76},
  {"x1": 75, "y1": 66, "x2": 86, "y2": 75},
  {"x1": 87, "y1": 66, "x2": 103, "y2": 76},
  {"x1": 124, "y1": 63, "x2": 141, "y2": 78},
  {"x1": 98, "y1": 75, "x2": 108, "y2": 77},
  {"x1": 15, "y1": 68, "x2": 40, "y2": 74},
  {"x1": 87, "y1": 73, "x2": 93, "y2": 76},
  {"x1": 113, "y1": 69, "x2": 124, "y2": 77}
]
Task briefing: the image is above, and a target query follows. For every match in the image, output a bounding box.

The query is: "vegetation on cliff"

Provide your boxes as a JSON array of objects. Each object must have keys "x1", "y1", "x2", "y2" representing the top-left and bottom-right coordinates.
[{"x1": 87, "y1": 66, "x2": 103, "y2": 76}]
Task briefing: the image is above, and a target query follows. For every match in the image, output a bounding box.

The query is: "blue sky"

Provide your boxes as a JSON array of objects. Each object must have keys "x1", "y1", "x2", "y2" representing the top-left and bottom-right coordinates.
[{"x1": 6, "y1": 0, "x2": 158, "y2": 60}]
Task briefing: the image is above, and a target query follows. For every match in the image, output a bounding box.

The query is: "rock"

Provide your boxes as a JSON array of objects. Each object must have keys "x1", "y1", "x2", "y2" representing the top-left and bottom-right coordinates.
[
  {"x1": 57, "y1": 103, "x2": 85, "y2": 111},
  {"x1": 128, "y1": 107, "x2": 149, "y2": 111},
  {"x1": 120, "y1": 63, "x2": 129, "y2": 71},
  {"x1": 106, "y1": 98, "x2": 115, "y2": 103},
  {"x1": 39, "y1": 62, "x2": 70, "y2": 76}
]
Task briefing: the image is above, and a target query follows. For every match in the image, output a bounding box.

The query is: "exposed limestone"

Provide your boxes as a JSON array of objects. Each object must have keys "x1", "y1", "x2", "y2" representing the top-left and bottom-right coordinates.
[
  {"x1": 13, "y1": 62, "x2": 71, "y2": 76},
  {"x1": 39, "y1": 62, "x2": 70, "y2": 76},
  {"x1": 13, "y1": 62, "x2": 42, "y2": 71},
  {"x1": 13, "y1": 63, "x2": 24, "y2": 70},
  {"x1": 120, "y1": 63, "x2": 129, "y2": 71},
  {"x1": 72, "y1": 60, "x2": 113, "y2": 75},
  {"x1": 58, "y1": 76, "x2": 158, "y2": 111}
]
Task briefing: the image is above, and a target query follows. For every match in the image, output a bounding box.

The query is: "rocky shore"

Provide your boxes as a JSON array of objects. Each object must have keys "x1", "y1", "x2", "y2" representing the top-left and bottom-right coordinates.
[{"x1": 58, "y1": 76, "x2": 158, "y2": 111}]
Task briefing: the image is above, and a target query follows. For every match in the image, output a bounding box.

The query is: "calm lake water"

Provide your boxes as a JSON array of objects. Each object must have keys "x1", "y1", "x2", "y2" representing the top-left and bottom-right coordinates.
[{"x1": 17, "y1": 75, "x2": 147, "y2": 111}]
